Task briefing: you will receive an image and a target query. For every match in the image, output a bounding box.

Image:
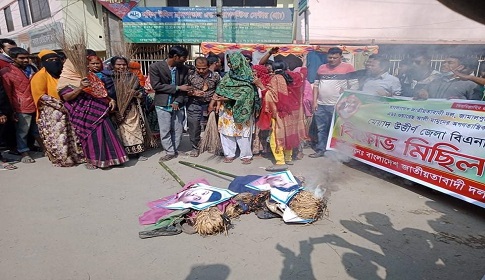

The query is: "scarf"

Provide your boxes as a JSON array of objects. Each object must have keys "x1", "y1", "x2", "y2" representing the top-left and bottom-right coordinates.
[
  {"x1": 57, "y1": 59, "x2": 108, "y2": 98},
  {"x1": 216, "y1": 52, "x2": 257, "y2": 124}
]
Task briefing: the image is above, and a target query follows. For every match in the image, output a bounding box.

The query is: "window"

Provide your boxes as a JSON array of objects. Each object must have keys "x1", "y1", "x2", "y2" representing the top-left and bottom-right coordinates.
[
  {"x1": 4, "y1": 6, "x2": 14, "y2": 32},
  {"x1": 18, "y1": 0, "x2": 32, "y2": 27},
  {"x1": 211, "y1": 0, "x2": 276, "y2": 6},
  {"x1": 29, "y1": 0, "x2": 51, "y2": 23},
  {"x1": 167, "y1": 0, "x2": 189, "y2": 6}
]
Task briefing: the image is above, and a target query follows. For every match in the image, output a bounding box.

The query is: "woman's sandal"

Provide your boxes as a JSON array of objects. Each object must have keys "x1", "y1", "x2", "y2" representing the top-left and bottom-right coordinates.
[
  {"x1": 223, "y1": 157, "x2": 235, "y2": 163},
  {"x1": 241, "y1": 158, "x2": 252, "y2": 165},
  {"x1": 21, "y1": 155, "x2": 35, "y2": 163},
  {"x1": 1, "y1": 162, "x2": 17, "y2": 170},
  {"x1": 85, "y1": 163, "x2": 98, "y2": 170}
]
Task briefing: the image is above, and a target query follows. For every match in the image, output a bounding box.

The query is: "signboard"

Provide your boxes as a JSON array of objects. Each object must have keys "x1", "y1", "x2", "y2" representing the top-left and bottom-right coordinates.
[
  {"x1": 123, "y1": 7, "x2": 294, "y2": 44},
  {"x1": 97, "y1": 0, "x2": 140, "y2": 19},
  {"x1": 29, "y1": 22, "x2": 63, "y2": 53},
  {"x1": 328, "y1": 91, "x2": 485, "y2": 208}
]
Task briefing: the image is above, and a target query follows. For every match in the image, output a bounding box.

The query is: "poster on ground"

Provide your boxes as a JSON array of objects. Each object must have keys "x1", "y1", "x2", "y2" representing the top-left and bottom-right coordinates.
[{"x1": 328, "y1": 91, "x2": 485, "y2": 208}]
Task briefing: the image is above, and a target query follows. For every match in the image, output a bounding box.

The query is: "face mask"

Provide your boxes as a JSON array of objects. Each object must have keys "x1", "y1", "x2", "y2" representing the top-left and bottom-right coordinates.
[{"x1": 43, "y1": 60, "x2": 63, "y2": 78}]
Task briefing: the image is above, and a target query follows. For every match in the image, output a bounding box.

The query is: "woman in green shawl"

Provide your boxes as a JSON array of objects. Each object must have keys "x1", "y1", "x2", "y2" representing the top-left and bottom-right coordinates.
[{"x1": 213, "y1": 52, "x2": 262, "y2": 164}]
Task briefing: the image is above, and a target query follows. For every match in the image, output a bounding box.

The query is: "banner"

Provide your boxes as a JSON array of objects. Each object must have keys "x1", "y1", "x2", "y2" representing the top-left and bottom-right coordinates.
[
  {"x1": 123, "y1": 7, "x2": 294, "y2": 44},
  {"x1": 328, "y1": 91, "x2": 485, "y2": 208}
]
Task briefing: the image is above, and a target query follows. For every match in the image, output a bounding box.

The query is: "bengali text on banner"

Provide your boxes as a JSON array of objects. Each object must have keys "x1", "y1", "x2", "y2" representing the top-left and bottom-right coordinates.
[{"x1": 328, "y1": 91, "x2": 485, "y2": 208}]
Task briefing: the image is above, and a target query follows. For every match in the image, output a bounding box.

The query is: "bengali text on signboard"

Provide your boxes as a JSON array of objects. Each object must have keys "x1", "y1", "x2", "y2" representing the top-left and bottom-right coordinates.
[{"x1": 122, "y1": 7, "x2": 294, "y2": 44}]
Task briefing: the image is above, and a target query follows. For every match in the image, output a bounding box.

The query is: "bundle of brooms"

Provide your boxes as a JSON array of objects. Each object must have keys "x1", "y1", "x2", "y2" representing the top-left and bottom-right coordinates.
[
  {"x1": 198, "y1": 111, "x2": 222, "y2": 155},
  {"x1": 289, "y1": 190, "x2": 327, "y2": 221},
  {"x1": 193, "y1": 207, "x2": 231, "y2": 236}
]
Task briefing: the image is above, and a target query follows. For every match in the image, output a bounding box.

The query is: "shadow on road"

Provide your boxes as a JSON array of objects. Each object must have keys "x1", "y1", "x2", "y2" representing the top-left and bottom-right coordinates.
[
  {"x1": 185, "y1": 263, "x2": 230, "y2": 280},
  {"x1": 277, "y1": 210, "x2": 485, "y2": 279}
]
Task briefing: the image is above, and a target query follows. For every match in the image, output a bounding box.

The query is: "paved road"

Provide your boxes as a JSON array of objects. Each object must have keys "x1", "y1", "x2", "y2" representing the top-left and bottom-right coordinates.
[{"x1": 0, "y1": 139, "x2": 484, "y2": 280}]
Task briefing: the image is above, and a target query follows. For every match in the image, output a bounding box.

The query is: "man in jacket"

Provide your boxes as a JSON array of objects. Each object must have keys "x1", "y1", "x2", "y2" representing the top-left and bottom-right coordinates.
[
  {"x1": 149, "y1": 46, "x2": 192, "y2": 162},
  {"x1": 0, "y1": 38, "x2": 16, "y2": 69},
  {"x1": 0, "y1": 47, "x2": 40, "y2": 163}
]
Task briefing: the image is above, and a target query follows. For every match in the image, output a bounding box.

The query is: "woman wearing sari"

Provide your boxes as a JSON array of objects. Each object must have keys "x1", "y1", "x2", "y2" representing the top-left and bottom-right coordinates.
[
  {"x1": 58, "y1": 56, "x2": 128, "y2": 169},
  {"x1": 109, "y1": 56, "x2": 149, "y2": 160},
  {"x1": 213, "y1": 52, "x2": 261, "y2": 164},
  {"x1": 30, "y1": 50, "x2": 84, "y2": 167},
  {"x1": 261, "y1": 61, "x2": 306, "y2": 171},
  {"x1": 252, "y1": 64, "x2": 272, "y2": 156}
]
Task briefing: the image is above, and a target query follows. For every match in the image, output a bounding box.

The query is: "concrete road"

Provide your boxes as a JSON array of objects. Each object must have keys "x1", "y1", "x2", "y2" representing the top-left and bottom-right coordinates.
[{"x1": 0, "y1": 142, "x2": 484, "y2": 280}]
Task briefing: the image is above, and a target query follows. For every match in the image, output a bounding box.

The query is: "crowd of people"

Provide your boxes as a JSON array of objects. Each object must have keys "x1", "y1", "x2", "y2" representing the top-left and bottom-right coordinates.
[{"x1": 1, "y1": 38, "x2": 484, "y2": 171}]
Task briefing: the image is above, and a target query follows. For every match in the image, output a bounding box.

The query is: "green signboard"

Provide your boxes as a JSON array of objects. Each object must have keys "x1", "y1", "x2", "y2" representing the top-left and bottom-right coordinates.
[{"x1": 123, "y1": 7, "x2": 294, "y2": 44}]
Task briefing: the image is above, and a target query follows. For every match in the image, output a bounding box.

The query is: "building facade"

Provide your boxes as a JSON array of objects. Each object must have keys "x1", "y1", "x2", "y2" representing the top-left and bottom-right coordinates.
[
  {"x1": 0, "y1": 0, "x2": 106, "y2": 53},
  {"x1": 296, "y1": 0, "x2": 485, "y2": 45}
]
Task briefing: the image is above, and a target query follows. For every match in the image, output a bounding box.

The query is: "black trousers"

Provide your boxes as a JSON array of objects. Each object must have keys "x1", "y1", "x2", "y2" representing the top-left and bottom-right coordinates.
[{"x1": 186, "y1": 101, "x2": 209, "y2": 149}]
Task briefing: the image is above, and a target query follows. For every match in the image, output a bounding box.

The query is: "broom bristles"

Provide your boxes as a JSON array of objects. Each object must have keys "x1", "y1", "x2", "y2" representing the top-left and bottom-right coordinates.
[
  {"x1": 114, "y1": 73, "x2": 139, "y2": 116},
  {"x1": 199, "y1": 111, "x2": 222, "y2": 155},
  {"x1": 56, "y1": 26, "x2": 88, "y2": 78}
]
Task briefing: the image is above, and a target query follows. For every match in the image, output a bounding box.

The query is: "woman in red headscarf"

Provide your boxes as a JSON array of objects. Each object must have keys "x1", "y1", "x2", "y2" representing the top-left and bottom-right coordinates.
[{"x1": 128, "y1": 61, "x2": 146, "y2": 87}]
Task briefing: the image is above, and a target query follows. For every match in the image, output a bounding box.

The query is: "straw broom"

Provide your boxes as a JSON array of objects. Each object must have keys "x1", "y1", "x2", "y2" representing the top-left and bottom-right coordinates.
[
  {"x1": 56, "y1": 26, "x2": 88, "y2": 78},
  {"x1": 114, "y1": 73, "x2": 140, "y2": 116},
  {"x1": 289, "y1": 190, "x2": 327, "y2": 221},
  {"x1": 198, "y1": 111, "x2": 222, "y2": 155}
]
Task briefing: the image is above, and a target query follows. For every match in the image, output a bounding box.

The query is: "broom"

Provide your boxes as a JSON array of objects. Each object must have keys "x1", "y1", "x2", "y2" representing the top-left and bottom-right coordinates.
[
  {"x1": 198, "y1": 111, "x2": 222, "y2": 155},
  {"x1": 56, "y1": 26, "x2": 88, "y2": 78}
]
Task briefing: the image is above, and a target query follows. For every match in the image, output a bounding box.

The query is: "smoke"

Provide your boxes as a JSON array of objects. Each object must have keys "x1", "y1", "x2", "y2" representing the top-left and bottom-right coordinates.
[{"x1": 304, "y1": 142, "x2": 353, "y2": 199}]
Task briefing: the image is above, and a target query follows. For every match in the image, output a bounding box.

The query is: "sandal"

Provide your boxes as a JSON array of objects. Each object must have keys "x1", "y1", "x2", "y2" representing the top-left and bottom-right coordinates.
[
  {"x1": 223, "y1": 157, "x2": 235, "y2": 163},
  {"x1": 158, "y1": 154, "x2": 177, "y2": 162},
  {"x1": 241, "y1": 158, "x2": 252, "y2": 165},
  {"x1": 137, "y1": 155, "x2": 148, "y2": 161},
  {"x1": 265, "y1": 164, "x2": 288, "y2": 172},
  {"x1": 1, "y1": 162, "x2": 17, "y2": 170},
  {"x1": 85, "y1": 163, "x2": 98, "y2": 170},
  {"x1": 21, "y1": 155, "x2": 35, "y2": 163},
  {"x1": 138, "y1": 225, "x2": 182, "y2": 239},
  {"x1": 189, "y1": 149, "x2": 199, "y2": 157}
]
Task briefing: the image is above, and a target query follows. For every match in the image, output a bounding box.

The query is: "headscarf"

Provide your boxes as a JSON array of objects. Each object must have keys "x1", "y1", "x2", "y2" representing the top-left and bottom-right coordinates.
[
  {"x1": 30, "y1": 50, "x2": 62, "y2": 117},
  {"x1": 215, "y1": 52, "x2": 257, "y2": 124},
  {"x1": 57, "y1": 59, "x2": 82, "y2": 91},
  {"x1": 39, "y1": 50, "x2": 63, "y2": 79},
  {"x1": 293, "y1": 67, "x2": 313, "y2": 117},
  {"x1": 129, "y1": 61, "x2": 146, "y2": 87},
  {"x1": 58, "y1": 58, "x2": 108, "y2": 98},
  {"x1": 252, "y1": 65, "x2": 271, "y2": 87}
]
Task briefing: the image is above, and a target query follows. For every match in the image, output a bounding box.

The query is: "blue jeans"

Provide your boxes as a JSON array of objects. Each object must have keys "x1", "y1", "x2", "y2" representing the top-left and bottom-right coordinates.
[
  {"x1": 15, "y1": 112, "x2": 39, "y2": 153},
  {"x1": 314, "y1": 105, "x2": 334, "y2": 152},
  {"x1": 155, "y1": 107, "x2": 185, "y2": 155}
]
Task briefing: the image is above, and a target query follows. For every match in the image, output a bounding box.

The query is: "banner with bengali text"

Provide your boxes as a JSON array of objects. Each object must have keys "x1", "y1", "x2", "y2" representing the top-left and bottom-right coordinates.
[{"x1": 328, "y1": 91, "x2": 485, "y2": 208}]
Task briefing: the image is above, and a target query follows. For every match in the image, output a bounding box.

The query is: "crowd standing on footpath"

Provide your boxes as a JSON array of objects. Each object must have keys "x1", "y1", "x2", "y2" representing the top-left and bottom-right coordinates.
[{"x1": 1, "y1": 39, "x2": 485, "y2": 171}]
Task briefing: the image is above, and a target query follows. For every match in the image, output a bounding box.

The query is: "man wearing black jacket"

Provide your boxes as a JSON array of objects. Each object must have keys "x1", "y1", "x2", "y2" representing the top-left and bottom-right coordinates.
[
  {"x1": 149, "y1": 46, "x2": 192, "y2": 162},
  {"x1": 0, "y1": 81, "x2": 16, "y2": 169}
]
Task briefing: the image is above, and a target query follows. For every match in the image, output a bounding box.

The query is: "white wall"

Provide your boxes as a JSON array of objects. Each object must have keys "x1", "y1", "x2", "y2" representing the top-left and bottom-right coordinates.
[
  {"x1": 299, "y1": 0, "x2": 485, "y2": 44},
  {"x1": 62, "y1": 0, "x2": 106, "y2": 51},
  {"x1": 0, "y1": 0, "x2": 105, "y2": 52}
]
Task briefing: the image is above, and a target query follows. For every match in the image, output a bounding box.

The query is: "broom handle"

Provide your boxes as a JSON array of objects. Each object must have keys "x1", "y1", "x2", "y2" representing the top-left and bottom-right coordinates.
[
  {"x1": 159, "y1": 162, "x2": 185, "y2": 187},
  {"x1": 178, "y1": 161, "x2": 238, "y2": 178}
]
